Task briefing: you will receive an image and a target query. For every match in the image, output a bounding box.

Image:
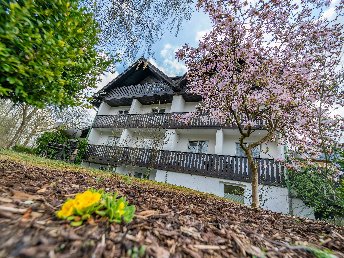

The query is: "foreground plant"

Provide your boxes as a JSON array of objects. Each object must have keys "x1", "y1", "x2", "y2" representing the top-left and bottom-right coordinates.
[{"x1": 56, "y1": 190, "x2": 135, "y2": 226}]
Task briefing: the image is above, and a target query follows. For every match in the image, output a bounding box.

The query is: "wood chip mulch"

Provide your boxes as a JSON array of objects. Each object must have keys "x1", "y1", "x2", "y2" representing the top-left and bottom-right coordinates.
[{"x1": 0, "y1": 157, "x2": 343, "y2": 258}]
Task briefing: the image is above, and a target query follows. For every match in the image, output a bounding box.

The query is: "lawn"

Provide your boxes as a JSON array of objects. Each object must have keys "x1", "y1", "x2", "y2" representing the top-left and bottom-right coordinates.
[{"x1": 0, "y1": 150, "x2": 343, "y2": 258}]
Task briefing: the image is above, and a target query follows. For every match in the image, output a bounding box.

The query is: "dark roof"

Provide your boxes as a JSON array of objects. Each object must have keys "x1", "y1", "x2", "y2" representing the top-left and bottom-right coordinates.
[
  {"x1": 101, "y1": 58, "x2": 178, "y2": 93},
  {"x1": 92, "y1": 58, "x2": 190, "y2": 107}
]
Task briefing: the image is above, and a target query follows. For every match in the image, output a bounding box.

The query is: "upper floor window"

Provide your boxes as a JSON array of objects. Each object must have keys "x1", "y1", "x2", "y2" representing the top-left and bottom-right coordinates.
[
  {"x1": 236, "y1": 143, "x2": 260, "y2": 158},
  {"x1": 152, "y1": 108, "x2": 165, "y2": 114},
  {"x1": 188, "y1": 140, "x2": 209, "y2": 154},
  {"x1": 107, "y1": 136, "x2": 120, "y2": 146},
  {"x1": 118, "y1": 110, "x2": 129, "y2": 115}
]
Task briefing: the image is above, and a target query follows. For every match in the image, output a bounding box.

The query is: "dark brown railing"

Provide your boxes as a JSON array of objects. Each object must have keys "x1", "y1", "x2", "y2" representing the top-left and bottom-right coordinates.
[
  {"x1": 105, "y1": 83, "x2": 174, "y2": 101},
  {"x1": 84, "y1": 144, "x2": 285, "y2": 185},
  {"x1": 92, "y1": 113, "x2": 266, "y2": 129}
]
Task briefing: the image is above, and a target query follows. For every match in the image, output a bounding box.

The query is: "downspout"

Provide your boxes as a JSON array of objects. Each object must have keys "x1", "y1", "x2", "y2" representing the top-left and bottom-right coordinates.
[{"x1": 284, "y1": 145, "x2": 293, "y2": 216}]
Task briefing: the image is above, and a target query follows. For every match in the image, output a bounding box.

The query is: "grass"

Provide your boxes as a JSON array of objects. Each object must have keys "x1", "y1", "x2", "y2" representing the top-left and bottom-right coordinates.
[{"x1": 0, "y1": 149, "x2": 233, "y2": 203}]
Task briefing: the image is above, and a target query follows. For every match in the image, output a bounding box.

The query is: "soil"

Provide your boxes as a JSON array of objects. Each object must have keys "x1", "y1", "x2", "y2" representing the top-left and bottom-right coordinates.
[{"x1": 0, "y1": 156, "x2": 343, "y2": 258}]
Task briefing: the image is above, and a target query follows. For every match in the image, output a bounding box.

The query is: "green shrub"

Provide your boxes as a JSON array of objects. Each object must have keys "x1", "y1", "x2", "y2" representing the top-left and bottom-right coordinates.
[
  {"x1": 35, "y1": 130, "x2": 70, "y2": 157},
  {"x1": 12, "y1": 145, "x2": 35, "y2": 154},
  {"x1": 35, "y1": 129, "x2": 87, "y2": 164},
  {"x1": 288, "y1": 166, "x2": 344, "y2": 219}
]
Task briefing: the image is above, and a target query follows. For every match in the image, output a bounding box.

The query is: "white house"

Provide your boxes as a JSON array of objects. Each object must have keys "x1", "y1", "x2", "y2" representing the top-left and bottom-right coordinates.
[{"x1": 84, "y1": 58, "x2": 314, "y2": 218}]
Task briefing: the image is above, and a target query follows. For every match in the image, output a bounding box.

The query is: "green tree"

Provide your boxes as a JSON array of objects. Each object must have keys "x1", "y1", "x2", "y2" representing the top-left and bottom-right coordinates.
[{"x1": 0, "y1": 0, "x2": 113, "y2": 107}]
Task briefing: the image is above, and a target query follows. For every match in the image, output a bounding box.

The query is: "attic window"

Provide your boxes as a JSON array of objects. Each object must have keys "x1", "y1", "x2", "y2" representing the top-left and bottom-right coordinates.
[
  {"x1": 152, "y1": 108, "x2": 165, "y2": 114},
  {"x1": 119, "y1": 110, "x2": 129, "y2": 115}
]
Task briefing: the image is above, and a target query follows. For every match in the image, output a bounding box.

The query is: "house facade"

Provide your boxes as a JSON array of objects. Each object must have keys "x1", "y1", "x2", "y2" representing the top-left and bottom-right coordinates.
[{"x1": 84, "y1": 58, "x2": 313, "y2": 218}]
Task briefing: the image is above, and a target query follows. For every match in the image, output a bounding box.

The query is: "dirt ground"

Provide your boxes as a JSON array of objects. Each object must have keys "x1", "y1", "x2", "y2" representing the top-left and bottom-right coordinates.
[{"x1": 0, "y1": 154, "x2": 343, "y2": 258}]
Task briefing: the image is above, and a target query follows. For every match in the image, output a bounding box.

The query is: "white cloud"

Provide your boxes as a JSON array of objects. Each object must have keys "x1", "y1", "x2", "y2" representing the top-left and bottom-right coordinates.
[
  {"x1": 148, "y1": 58, "x2": 167, "y2": 74},
  {"x1": 195, "y1": 29, "x2": 211, "y2": 42},
  {"x1": 97, "y1": 71, "x2": 119, "y2": 90},
  {"x1": 322, "y1": 7, "x2": 336, "y2": 19},
  {"x1": 158, "y1": 44, "x2": 187, "y2": 76}
]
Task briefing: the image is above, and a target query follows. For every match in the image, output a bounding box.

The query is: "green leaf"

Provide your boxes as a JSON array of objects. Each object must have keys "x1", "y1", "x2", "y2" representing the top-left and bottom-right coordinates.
[{"x1": 70, "y1": 221, "x2": 83, "y2": 227}]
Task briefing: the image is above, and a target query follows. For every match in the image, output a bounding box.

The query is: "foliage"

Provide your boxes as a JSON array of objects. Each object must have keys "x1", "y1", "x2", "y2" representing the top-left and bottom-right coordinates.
[
  {"x1": 51, "y1": 106, "x2": 93, "y2": 130},
  {"x1": 74, "y1": 138, "x2": 88, "y2": 165},
  {"x1": 288, "y1": 166, "x2": 344, "y2": 219},
  {"x1": 127, "y1": 245, "x2": 146, "y2": 258},
  {"x1": 177, "y1": 0, "x2": 343, "y2": 207},
  {"x1": 12, "y1": 145, "x2": 35, "y2": 155},
  {"x1": 35, "y1": 129, "x2": 88, "y2": 164},
  {"x1": 56, "y1": 189, "x2": 136, "y2": 226},
  {"x1": 0, "y1": 0, "x2": 113, "y2": 107},
  {"x1": 81, "y1": 0, "x2": 193, "y2": 60},
  {"x1": 35, "y1": 130, "x2": 70, "y2": 157}
]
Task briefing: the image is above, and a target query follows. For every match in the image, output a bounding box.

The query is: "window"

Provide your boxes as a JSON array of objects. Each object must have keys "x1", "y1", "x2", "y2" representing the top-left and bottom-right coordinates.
[
  {"x1": 107, "y1": 136, "x2": 119, "y2": 146},
  {"x1": 151, "y1": 108, "x2": 165, "y2": 114},
  {"x1": 224, "y1": 184, "x2": 244, "y2": 204},
  {"x1": 188, "y1": 141, "x2": 209, "y2": 153},
  {"x1": 142, "y1": 138, "x2": 154, "y2": 149},
  {"x1": 236, "y1": 143, "x2": 260, "y2": 158},
  {"x1": 134, "y1": 172, "x2": 143, "y2": 178},
  {"x1": 118, "y1": 110, "x2": 129, "y2": 115}
]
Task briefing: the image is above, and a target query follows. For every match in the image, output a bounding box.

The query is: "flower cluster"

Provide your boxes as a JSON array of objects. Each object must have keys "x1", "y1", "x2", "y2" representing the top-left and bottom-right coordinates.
[{"x1": 56, "y1": 190, "x2": 135, "y2": 226}]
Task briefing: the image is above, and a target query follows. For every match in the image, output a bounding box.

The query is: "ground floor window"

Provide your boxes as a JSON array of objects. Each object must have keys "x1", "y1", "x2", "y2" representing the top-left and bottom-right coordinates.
[{"x1": 224, "y1": 184, "x2": 245, "y2": 204}]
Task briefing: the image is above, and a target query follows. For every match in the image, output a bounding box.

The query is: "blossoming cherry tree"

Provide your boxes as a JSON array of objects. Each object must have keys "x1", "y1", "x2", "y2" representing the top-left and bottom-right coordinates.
[{"x1": 177, "y1": 0, "x2": 343, "y2": 207}]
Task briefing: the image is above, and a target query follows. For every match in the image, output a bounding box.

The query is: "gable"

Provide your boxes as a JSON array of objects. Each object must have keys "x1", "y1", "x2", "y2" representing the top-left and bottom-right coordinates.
[{"x1": 102, "y1": 58, "x2": 176, "y2": 93}]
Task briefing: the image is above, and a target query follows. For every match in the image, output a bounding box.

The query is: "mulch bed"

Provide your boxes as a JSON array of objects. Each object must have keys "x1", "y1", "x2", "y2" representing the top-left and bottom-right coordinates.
[{"x1": 0, "y1": 157, "x2": 343, "y2": 258}]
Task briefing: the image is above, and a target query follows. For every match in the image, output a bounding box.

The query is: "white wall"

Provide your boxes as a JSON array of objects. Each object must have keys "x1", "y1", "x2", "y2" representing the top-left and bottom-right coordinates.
[
  {"x1": 183, "y1": 102, "x2": 199, "y2": 112},
  {"x1": 163, "y1": 130, "x2": 180, "y2": 151},
  {"x1": 155, "y1": 169, "x2": 314, "y2": 218},
  {"x1": 170, "y1": 95, "x2": 185, "y2": 112},
  {"x1": 88, "y1": 129, "x2": 122, "y2": 146},
  {"x1": 222, "y1": 132, "x2": 282, "y2": 159},
  {"x1": 98, "y1": 102, "x2": 131, "y2": 116},
  {"x1": 88, "y1": 129, "x2": 110, "y2": 145}
]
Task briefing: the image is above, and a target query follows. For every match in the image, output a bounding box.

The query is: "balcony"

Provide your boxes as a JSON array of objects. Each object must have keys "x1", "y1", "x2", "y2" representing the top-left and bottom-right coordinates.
[
  {"x1": 92, "y1": 113, "x2": 266, "y2": 129},
  {"x1": 103, "y1": 83, "x2": 175, "y2": 106},
  {"x1": 84, "y1": 144, "x2": 285, "y2": 185}
]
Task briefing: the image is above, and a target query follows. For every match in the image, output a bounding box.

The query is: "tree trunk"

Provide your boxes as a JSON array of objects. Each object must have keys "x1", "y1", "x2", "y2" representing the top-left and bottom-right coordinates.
[
  {"x1": 240, "y1": 136, "x2": 260, "y2": 208},
  {"x1": 6, "y1": 105, "x2": 38, "y2": 148},
  {"x1": 246, "y1": 151, "x2": 260, "y2": 208}
]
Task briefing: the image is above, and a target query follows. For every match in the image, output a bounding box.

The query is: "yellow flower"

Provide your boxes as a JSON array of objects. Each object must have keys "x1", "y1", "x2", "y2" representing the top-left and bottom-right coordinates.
[
  {"x1": 57, "y1": 199, "x2": 75, "y2": 218},
  {"x1": 74, "y1": 190, "x2": 101, "y2": 211},
  {"x1": 117, "y1": 202, "x2": 125, "y2": 216}
]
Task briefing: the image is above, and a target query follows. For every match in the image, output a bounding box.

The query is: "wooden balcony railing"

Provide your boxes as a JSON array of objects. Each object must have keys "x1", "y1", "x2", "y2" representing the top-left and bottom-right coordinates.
[
  {"x1": 92, "y1": 113, "x2": 266, "y2": 129},
  {"x1": 104, "y1": 83, "x2": 174, "y2": 101},
  {"x1": 84, "y1": 144, "x2": 285, "y2": 185}
]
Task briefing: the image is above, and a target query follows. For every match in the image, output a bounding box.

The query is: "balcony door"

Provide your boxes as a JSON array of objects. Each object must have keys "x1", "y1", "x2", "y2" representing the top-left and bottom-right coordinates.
[
  {"x1": 236, "y1": 143, "x2": 260, "y2": 158},
  {"x1": 188, "y1": 140, "x2": 209, "y2": 154}
]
